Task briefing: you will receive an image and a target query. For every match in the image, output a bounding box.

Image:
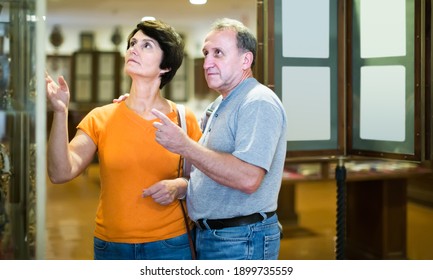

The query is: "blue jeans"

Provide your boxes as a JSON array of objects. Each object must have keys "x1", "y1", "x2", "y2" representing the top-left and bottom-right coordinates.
[
  {"x1": 195, "y1": 213, "x2": 280, "y2": 260},
  {"x1": 93, "y1": 233, "x2": 193, "y2": 260}
]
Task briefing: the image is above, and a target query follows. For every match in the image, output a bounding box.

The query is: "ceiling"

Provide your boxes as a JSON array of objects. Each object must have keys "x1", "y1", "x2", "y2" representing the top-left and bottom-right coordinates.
[{"x1": 46, "y1": 0, "x2": 256, "y2": 30}]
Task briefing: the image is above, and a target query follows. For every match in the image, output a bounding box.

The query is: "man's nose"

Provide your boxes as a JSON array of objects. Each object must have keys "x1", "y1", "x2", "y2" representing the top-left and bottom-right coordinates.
[{"x1": 203, "y1": 57, "x2": 214, "y2": 69}]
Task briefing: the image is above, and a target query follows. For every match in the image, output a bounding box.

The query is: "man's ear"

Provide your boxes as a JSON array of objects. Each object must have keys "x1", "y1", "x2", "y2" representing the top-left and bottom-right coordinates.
[{"x1": 242, "y1": 51, "x2": 254, "y2": 70}]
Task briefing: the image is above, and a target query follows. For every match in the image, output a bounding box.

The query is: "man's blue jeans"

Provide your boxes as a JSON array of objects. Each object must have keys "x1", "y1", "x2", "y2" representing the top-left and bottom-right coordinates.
[
  {"x1": 93, "y1": 233, "x2": 192, "y2": 260},
  {"x1": 195, "y1": 213, "x2": 280, "y2": 260}
]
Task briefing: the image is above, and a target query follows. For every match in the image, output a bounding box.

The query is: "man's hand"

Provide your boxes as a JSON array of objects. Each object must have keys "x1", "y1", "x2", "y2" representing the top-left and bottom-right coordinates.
[
  {"x1": 152, "y1": 108, "x2": 188, "y2": 155},
  {"x1": 113, "y1": 93, "x2": 130, "y2": 103}
]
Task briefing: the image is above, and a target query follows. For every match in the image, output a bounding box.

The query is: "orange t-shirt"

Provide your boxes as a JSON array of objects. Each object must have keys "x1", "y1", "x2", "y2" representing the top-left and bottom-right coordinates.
[{"x1": 77, "y1": 101, "x2": 202, "y2": 243}]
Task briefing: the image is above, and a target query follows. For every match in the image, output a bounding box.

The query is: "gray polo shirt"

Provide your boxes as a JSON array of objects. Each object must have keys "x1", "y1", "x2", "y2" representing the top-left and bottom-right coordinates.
[{"x1": 187, "y1": 78, "x2": 287, "y2": 221}]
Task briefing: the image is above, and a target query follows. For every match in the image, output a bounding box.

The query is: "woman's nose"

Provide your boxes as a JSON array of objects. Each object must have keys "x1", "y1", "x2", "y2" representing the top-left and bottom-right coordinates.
[{"x1": 128, "y1": 45, "x2": 137, "y2": 55}]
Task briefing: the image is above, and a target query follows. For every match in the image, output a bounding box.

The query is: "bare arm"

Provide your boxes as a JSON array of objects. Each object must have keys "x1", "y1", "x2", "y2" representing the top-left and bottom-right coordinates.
[
  {"x1": 46, "y1": 74, "x2": 97, "y2": 183},
  {"x1": 152, "y1": 109, "x2": 265, "y2": 194}
]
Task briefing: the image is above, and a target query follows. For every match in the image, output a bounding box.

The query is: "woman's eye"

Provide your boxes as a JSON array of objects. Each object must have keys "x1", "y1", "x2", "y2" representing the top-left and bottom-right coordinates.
[{"x1": 138, "y1": 42, "x2": 152, "y2": 50}]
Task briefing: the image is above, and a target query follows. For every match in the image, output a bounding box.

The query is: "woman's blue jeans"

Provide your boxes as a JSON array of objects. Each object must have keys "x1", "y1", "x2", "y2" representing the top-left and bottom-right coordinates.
[
  {"x1": 194, "y1": 213, "x2": 280, "y2": 260},
  {"x1": 93, "y1": 233, "x2": 192, "y2": 260}
]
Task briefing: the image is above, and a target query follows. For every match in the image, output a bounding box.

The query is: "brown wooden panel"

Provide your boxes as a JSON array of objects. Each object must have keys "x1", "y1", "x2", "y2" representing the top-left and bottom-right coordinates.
[{"x1": 346, "y1": 179, "x2": 407, "y2": 259}]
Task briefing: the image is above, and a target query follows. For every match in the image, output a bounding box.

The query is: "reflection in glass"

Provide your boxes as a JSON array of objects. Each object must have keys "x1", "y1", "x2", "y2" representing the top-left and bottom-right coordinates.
[
  {"x1": 283, "y1": 66, "x2": 331, "y2": 141},
  {"x1": 282, "y1": 0, "x2": 329, "y2": 58},
  {"x1": 360, "y1": 65, "x2": 406, "y2": 141},
  {"x1": 360, "y1": 0, "x2": 406, "y2": 58}
]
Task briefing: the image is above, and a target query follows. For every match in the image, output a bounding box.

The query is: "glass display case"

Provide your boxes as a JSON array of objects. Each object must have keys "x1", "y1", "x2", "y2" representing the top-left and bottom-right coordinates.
[
  {"x1": 258, "y1": 0, "x2": 431, "y2": 259},
  {"x1": 0, "y1": 0, "x2": 45, "y2": 259}
]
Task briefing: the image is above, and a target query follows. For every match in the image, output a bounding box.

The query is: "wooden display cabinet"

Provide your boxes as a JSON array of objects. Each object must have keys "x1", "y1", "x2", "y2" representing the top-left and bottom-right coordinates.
[{"x1": 70, "y1": 50, "x2": 122, "y2": 104}]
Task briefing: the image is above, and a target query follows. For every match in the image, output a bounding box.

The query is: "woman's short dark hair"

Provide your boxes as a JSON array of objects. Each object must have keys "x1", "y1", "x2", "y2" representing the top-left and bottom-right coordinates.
[{"x1": 127, "y1": 20, "x2": 184, "y2": 89}]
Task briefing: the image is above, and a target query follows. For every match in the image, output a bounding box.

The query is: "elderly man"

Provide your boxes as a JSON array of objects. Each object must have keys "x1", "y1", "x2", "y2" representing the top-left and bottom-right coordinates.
[{"x1": 152, "y1": 18, "x2": 287, "y2": 260}]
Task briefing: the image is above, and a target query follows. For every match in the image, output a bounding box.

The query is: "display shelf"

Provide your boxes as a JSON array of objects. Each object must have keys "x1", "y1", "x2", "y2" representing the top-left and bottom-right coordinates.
[{"x1": 283, "y1": 159, "x2": 432, "y2": 183}]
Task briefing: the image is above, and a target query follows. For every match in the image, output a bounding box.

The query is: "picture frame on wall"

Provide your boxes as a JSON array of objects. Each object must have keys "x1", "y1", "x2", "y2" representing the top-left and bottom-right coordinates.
[{"x1": 80, "y1": 32, "x2": 95, "y2": 50}]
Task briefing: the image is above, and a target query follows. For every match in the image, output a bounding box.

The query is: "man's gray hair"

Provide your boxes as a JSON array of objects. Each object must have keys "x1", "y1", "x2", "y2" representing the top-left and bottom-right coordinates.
[{"x1": 211, "y1": 18, "x2": 257, "y2": 67}]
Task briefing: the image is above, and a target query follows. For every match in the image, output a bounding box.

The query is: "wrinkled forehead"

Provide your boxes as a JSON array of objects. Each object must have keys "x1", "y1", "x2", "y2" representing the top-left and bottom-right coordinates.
[{"x1": 203, "y1": 29, "x2": 237, "y2": 50}]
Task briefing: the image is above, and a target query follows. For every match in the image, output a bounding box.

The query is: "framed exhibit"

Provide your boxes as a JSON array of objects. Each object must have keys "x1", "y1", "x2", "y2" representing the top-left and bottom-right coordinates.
[
  {"x1": 271, "y1": 0, "x2": 343, "y2": 158},
  {"x1": 347, "y1": 0, "x2": 424, "y2": 161},
  {"x1": 259, "y1": 0, "x2": 429, "y2": 162}
]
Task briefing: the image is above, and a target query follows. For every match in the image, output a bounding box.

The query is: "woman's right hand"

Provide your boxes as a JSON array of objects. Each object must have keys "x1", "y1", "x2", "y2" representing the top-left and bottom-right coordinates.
[{"x1": 46, "y1": 72, "x2": 70, "y2": 113}]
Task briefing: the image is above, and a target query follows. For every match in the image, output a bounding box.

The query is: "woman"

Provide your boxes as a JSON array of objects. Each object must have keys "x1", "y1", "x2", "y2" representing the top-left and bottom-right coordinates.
[{"x1": 46, "y1": 20, "x2": 201, "y2": 260}]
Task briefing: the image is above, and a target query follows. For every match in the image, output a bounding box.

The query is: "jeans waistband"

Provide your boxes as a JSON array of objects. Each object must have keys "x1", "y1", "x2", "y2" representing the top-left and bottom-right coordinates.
[{"x1": 195, "y1": 211, "x2": 276, "y2": 230}]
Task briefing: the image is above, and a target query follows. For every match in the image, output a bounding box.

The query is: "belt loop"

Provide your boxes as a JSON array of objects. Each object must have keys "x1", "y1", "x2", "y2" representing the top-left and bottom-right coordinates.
[
  {"x1": 259, "y1": 212, "x2": 267, "y2": 222},
  {"x1": 202, "y1": 219, "x2": 212, "y2": 230}
]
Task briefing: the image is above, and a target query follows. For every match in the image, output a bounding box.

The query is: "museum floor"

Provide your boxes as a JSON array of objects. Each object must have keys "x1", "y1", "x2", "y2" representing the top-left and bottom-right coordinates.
[{"x1": 45, "y1": 164, "x2": 433, "y2": 260}]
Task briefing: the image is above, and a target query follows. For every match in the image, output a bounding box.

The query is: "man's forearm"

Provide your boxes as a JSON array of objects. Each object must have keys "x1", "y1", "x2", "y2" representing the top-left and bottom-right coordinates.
[{"x1": 184, "y1": 140, "x2": 265, "y2": 194}]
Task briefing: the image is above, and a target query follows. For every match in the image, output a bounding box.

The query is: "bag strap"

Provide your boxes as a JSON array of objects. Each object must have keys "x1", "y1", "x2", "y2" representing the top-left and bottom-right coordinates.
[
  {"x1": 201, "y1": 95, "x2": 222, "y2": 133},
  {"x1": 176, "y1": 104, "x2": 197, "y2": 260},
  {"x1": 176, "y1": 104, "x2": 190, "y2": 177},
  {"x1": 179, "y1": 199, "x2": 197, "y2": 260},
  {"x1": 177, "y1": 104, "x2": 187, "y2": 134}
]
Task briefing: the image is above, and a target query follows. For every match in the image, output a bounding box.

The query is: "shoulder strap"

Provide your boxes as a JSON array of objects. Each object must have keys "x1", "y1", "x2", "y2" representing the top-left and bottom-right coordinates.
[
  {"x1": 201, "y1": 95, "x2": 222, "y2": 132},
  {"x1": 175, "y1": 108, "x2": 196, "y2": 259},
  {"x1": 176, "y1": 104, "x2": 191, "y2": 177},
  {"x1": 177, "y1": 104, "x2": 187, "y2": 133}
]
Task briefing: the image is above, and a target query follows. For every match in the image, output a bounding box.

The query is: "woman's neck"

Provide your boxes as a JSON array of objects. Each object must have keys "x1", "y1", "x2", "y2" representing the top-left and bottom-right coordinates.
[{"x1": 125, "y1": 80, "x2": 171, "y2": 119}]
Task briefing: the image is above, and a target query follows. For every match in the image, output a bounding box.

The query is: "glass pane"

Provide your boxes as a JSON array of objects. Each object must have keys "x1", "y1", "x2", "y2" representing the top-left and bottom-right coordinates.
[
  {"x1": 274, "y1": 0, "x2": 340, "y2": 153},
  {"x1": 99, "y1": 53, "x2": 115, "y2": 76},
  {"x1": 283, "y1": 66, "x2": 331, "y2": 141},
  {"x1": 98, "y1": 80, "x2": 114, "y2": 102},
  {"x1": 75, "y1": 79, "x2": 92, "y2": 102},
  {"x1": 0, "y1": 0, "x2": 42, "y2": 259},
  {"x1": 351, "y1": 0, "x2": 416, "y2": 157},
  {"x1": 282, "y1": 0, "x2": 329, "y2": 58},
  {"x1": 360, "y1": 66, "x2": 406, "y2": 141},
  {"x1": 75, "y1": 53, "x2": 92, "y2": 75},
  {"x1": 360, "y1": 0, "x2": 406, "y2": 58}
]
